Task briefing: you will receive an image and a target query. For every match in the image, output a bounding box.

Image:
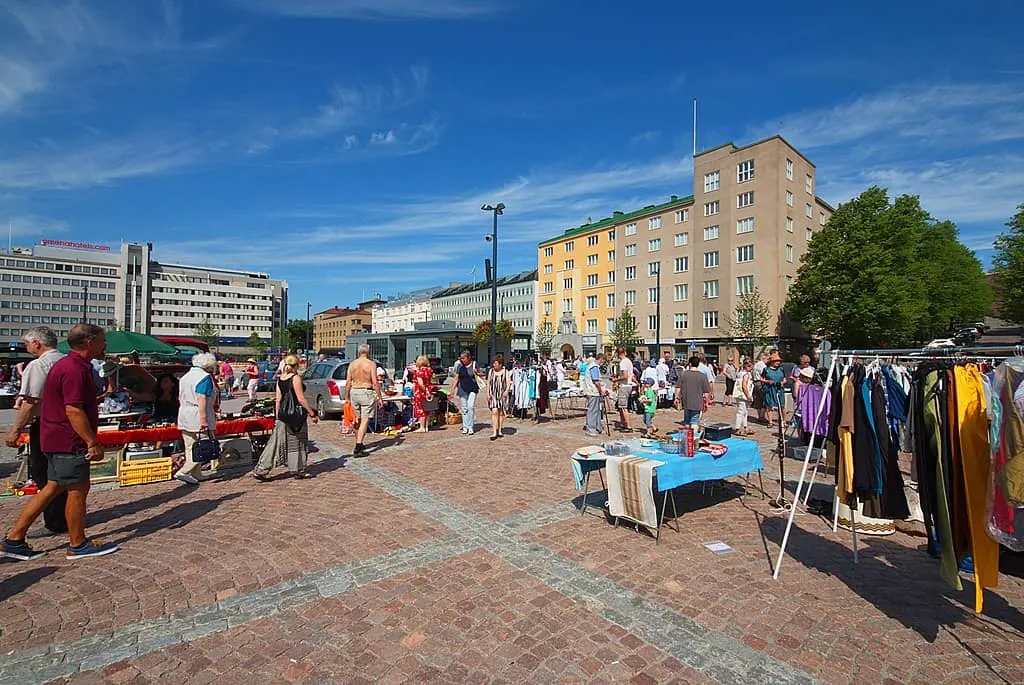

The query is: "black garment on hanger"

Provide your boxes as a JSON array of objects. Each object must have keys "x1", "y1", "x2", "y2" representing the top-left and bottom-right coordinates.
[
  {"x1": 870, "y1": 377, "x2": 910, "y2": 519},
  {"x1": 851, "y1": 365, "x2": 881, "y2": 497}
]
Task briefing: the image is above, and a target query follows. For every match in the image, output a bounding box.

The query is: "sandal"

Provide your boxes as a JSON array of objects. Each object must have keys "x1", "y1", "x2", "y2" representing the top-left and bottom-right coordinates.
[
  {"x1": 251, "y1": 472, "x2": 270, "y2": 482},
  {"x1": 294, "y1": 472, "x2": 312, "y2": 479}
]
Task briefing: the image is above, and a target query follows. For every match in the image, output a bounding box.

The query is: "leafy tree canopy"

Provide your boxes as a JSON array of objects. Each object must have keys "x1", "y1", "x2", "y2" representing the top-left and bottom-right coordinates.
[
  {"x1": 610, "y1": 307, "x2": 641, "y2": 352},
  {"x1": 993, "y1": 204, "x2": 1024, "y2": 324}
]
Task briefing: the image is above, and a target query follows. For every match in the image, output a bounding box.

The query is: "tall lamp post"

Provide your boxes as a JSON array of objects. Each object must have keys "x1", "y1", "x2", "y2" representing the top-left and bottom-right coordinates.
[
  {"x1": 306, "y1": 302, "x2": 312, "y2": 358},
  {"x1": 481, "y1": 202, "x2": 505, "y2": 362},
  {"x1": 654, "y1": 261, "x2": 661, "y2": 357}
]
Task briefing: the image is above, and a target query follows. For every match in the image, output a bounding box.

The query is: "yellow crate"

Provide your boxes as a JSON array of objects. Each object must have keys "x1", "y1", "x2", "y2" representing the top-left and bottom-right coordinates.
[{"x1": 118, "y1": 457, "x2": 173, "y2": 487}]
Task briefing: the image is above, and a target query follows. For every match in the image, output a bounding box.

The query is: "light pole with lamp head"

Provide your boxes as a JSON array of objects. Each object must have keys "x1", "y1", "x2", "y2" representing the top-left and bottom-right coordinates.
[
  {"x1": 306, "y1": 302, "x2": 312, "y2": 360},
  {"x1": 482, "y1": 202, "x2": 505, "y2": 362}
]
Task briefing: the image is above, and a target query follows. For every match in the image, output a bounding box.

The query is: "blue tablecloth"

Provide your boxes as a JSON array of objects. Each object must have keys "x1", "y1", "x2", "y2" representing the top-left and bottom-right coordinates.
[{"x1": 571, "y1": 438, "x2": 763, "y2": 492}]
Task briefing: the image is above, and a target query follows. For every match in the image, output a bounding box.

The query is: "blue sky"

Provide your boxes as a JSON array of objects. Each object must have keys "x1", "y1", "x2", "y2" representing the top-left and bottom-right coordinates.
[{"x1": 1, "y1": 0, "x2": 1022, "y2": 320}]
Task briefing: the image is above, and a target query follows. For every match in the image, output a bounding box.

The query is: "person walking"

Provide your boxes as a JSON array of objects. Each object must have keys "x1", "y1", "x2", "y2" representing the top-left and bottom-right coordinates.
[
  {"x1": 580, "y1": 353, "x2": 606, "y2": 437},
  {"x1": 761, "y1": 352, "x2": 787, "y2": 429},
  {"x1": 674, "y1": 356, "x2": 712, "y2": 427},
  {"x1": 244, "y1": 358, "x2": 260, "y2": 402},
  {"x1": 173, "y1": 353, "x2": 219, "y2": 485},
  {"x1": 4, "y1": 326, "x2": 66, "y2": 535},
  {"x1": 640, "y1": 377, "x2": 659, "y2": 437},
  {"x1": 732, "y1": 359, "x2": 755, "y2": 436},
  {"x1": 1, "y1": 324, "x2": 118, "y2": 561},
  {"x1": 486, "y1": 353, "x2": 511, "y2": 441},
  {"x1": 345, "y1": 344, "x2": 383, "y2": 457},
  {"x1": 412, "y1": 355, "x2": 435, "y2": 433},
  {"x1": 252, "y1": 354, "x2": 317, "y2": 481},
  {"x1": 613, "y1": 347, "x2": 635, "y2": 432},
  {"x1": 449, "y1": 350, "x2": 481, "y2": 435},
  {"x1": 697, "y1": 355, "x2": 717, "y2": 405},
  {"x1": 218, "y1": 359, "x2": 234, "y2": 398},
  {"x1": 722, "y1": 357, "x2": 738, "y2": 407}
]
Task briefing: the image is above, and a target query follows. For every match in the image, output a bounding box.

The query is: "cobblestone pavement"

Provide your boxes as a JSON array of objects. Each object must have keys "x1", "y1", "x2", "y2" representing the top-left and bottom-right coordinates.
[{"x1": 1, "y1": 395, "x2": 1022, "y2": 684}]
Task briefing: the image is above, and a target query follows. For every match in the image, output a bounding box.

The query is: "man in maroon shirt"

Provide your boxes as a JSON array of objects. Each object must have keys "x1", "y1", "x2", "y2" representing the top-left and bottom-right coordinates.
[{"x1": 1, "y1": 324, "x2": 119, "y2": 561}]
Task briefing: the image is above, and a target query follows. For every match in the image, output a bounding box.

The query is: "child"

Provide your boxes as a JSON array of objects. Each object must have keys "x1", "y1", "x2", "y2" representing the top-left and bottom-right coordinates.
[{"x1": 640, "y1": 377, "x2": 659, "y2": 437}]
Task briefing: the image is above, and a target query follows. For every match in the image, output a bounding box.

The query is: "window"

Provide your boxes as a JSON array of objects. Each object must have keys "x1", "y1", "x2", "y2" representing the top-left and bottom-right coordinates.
[
  {"x1": 703, "y1": 171, "x2": 720, "y2": 192},
  {"x1": 607, "y1": 317, "x2": 616, "y2": 332},
  {"x1": 785, "y1": 244, "x2": 794, "y2": 262},
  {"x1": 703, "y1": 225, "x2": 720, "y2": 241},
  {"x1": 674, "y1": 313, "x2": 688, "y2": 330},
  {"x1": 674, "y1": 256, "x2": 689, "y2": 272},
  {"x1": 736, "y1": 245, "x2": 755, "y2": 263},
  {"x1": 820, "y1": 212, "x2": 826, "y2": 226},
  {"x1": 608, "y1": 230, "x2": 616, "y2": 241},
  {"x1": 607, "y1": 293, "x2": 615, "y2": 308},
  {"x1": 785, "y1": 275, "x2": 793, "y2": 293},
  {"x1": 674, "y1": 232, "x2": 689, "y2": 246},
  {"x1": 586, "y1": 295, "x2": 598, "y2": 309},
  {"x1": 786, "y1": 216, "x2": 794, "y2": 233},
  {"x1": 805, "y1": 203, "x2": 813, "y2": 218},
  {"x1": 586, "y1": 319, "x2": 598, "y2": 333},
  {"x1": 543, "y1": 264, "x2": 552, "y2": 274},
  {"x1": 608, "y1": 270, "x2": 616, "y2": 283},
  {"x1": 703, "y1": 311, "x2": 719, "y2": 329},
  {"x1": 805, "y1": 174, "x2": 813, "y2": 194},
  {"x1": 674, "y1": 209, "x2": 689, "y2": 223},
  {"x1": 625, "y1": 266, "x2": 636, "y2": 280},
  {"x1": 624, "y1": 290, "x2": 636, "y2": 305},
  {"x1": 587, "y1": 254, "x2": 598, "y2": 266},
  {"x1": 587, "y1": 235, "x2": 599, "y2": 247},
  {"x1": 625, "y1": 244, "x2": 637, "y2": 257},
  {"x1": 608, "y1": 250, "x2": 616, "y2": 261},
  {"x1": 737, "y1": 159, "x2": 755, "y2": 183},
  {"x1": 625, "y1": 222, "x2": 637, "y2": 236},
  {"x1": 648, "y1": 238, "x2": 661, "y2": 252},
  {"x1": 648, "y1": 288, "x2": 659, "y2": 304},
  {"x1": 737, "y1": 275, "x2": 754, "y2": 295},
  {"x1": 564, "y1": 259, "x2": 574, "y2": 269},
  {"x1": 649, "y1": 216, "x2": 661, "y2": 230},
  {"x1": 648, "y1": 262, "x2": 660, "y2": 276},
  {"x1": 786, "y1": 158, "x2": 793, "y2": 180},
  {"x1": 564, "y1": 278, "x2": 573, "y2": 289},
  {"x1": 563, "y1": 298, "x2": 573, "y2": 312},
  {"x1": 543, "y1": 282, "x2": 553, "y2": 293},
  {"x1": 647, "y1": 315, "x2": 658, "y2": 331},
  {"x1": 565, "y1": 241, "x2": 574, "y2": 252},
  {"x1": 703, "y1": 251, "x2": 720, "y2": 268},
  {"x1": 673, "y1": 284, "x2": 689, "y2": 301},
  {"x1": 703, "y1": 280, "x2": 719, "y2": 298},
  {"x1": 786, "y1": 190, "x2": 793, "y2": 207},
  {"x1": 806, "y1": 228, "x2": 814, "y2": 242},
  {"x1": 543, "y1": 319, "x2": 552, "y2": 332},
  {"x1": 703, "y1": 200, "x2": 720, "y2": 217},
  {"x1": 586, "y1": 274, "x2": 598, "y2": 286},
  {"x1": 737, "y1": 191, "x2": 755, "y2": 208},
  {"x1": 736, "y1": 217, "x2": 754, "y2": 234},
  {"x1": 543, "y1": 301, "x2": 552, "y2": 315}
]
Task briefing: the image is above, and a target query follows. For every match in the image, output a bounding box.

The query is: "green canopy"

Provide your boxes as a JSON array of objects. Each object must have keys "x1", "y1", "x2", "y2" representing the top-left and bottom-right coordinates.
[{"x1": 57, "y1": 331, "x2": 178, "y2": 356}]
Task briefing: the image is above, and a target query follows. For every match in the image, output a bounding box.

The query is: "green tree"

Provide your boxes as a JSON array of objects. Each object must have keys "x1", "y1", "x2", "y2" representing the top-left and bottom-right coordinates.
[
  {"x1": 534, "y1": 318, "x2": 555, "y2": 356},
  {"x1": 286, "y1": 319, "x2": 312, "y2": 351},
  {"x1": 610, "y1": 306, "x2": 641, "y2": 353},
  {"x1": 472, "y1": 319, "x2": 515, "y2": 344},
  {"x1": 786, "y1": 187, "x2": 991, "y2": 347},
  {"x1": 192, "y1": 316, "x2": 220, "y2": 349},
  {"x1": 724, "y1": 287, "x2": 775, "y2": 357},
  {"x1": 246, "y1": 331, "x2": 267, "y2": 357},
  {"x1": 993, "y1": 204, "x2": 1024, "y2": 324}
]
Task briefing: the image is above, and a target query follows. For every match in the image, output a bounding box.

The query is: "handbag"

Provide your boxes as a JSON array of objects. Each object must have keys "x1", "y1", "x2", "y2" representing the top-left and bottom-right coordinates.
[
  {"x1": 192, "y1": 429, "x2": 221, "y2": 464},
  {"x1": 277, "y1": 378, "x2": 308, "y2": 432}
]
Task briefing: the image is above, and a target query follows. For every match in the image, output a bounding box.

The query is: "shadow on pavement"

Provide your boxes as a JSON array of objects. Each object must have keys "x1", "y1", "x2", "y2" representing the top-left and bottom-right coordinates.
[
  {"x1": 87, "y1": 484, "x2": 192, "y2": 527},
  {"x1": 102, "y1": 492, "x2": 245, "y2": 546},
  {"x1": 0, "y1": 565, "x2": 59, "y2": 601}
]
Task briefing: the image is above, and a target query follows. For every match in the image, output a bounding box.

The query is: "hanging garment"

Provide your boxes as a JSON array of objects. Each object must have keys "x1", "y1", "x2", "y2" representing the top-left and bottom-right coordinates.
[
  {"x1": 990, "y1": 361, "x2": 1024, "y2": 549},
  {"x1": 851, "y1": 366, "x2": 882, "y2": 497},
  {"x1": 922, "y1": 369, "x2": 962, "y2": 590},
  {"x1": 869, "y1": 378, "x2": 910, "y2": 520},
  {"x1": 836, "y1": 374, "x2": 855, "y2": 505},
  {"x1": 953, "y1": 363, "x2": 999, "y2": 613},
  {"x1": 799, "y1": 383, "x2": 832, "y2": 437}
]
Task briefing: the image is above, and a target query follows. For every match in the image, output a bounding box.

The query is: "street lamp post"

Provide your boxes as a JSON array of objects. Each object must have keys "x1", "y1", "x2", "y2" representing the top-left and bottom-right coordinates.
[
  {"x1": 481, "y1": 202, "x2": 505, "y2": 362},
  {"x1": 655, "y1": 262, "x2": 661, "y2": 358},
  {"x1": 306, "y1": 302, "x2": 312, "y2": 358}
]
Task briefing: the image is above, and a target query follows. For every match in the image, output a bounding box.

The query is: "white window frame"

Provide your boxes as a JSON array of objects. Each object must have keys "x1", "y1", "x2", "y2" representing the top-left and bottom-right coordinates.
[
  {"x1": 625, "y1": 266, "x2": 637, "y2": 280},
  {"x1": 586, "y1": 319, "x2": 598, "y2": 333},
  {"x1": 625, "y1": 222, "x2": 637, "y2": 236},
  {"x1": 607, "y1": 293, "x2": 615, "y2": 308},
  {"x1": 544, "y1": 246, "x2": 553, "y2": 257},
  {"x1": 674, "y1": 313, "x2": 688, "y2": 330},
  {"x1": 647, "y1": 314, "x2": 658, "y2": 331},
  {"x1": 703, "y1": 225, "x2": 720, "y2": 241},
  {"x1": 703, "y1": 251, "x2": 719, "y2": 268},
  {"x1": 703, "y1": 311, "x2": 719, "y2": 329},
  {"x1": 805, "y1": 174, "x2": 813, "y2": 194},
  {"x1": 649, "y1": 216, "x2": 661, "y2": 230},
  {"x1": 674, "y1": 232, "x2": 689, "y2": 246},
  {"x1": 786, "y1": 216, "x2": 794, "y2": 233},
  {"x1": 543, "y1": 282, "x2": 553, "y2": 294},
  {"x1": 608, "y1": 270, "x2": 616, "y2": 283},
  {"x1": 587, "y1": 254, "x2": 598, "y2": 266},
  {"x1": 563, "y1": 278, "x2": 573, "y2": 290},
  {"x1": 543, "y1": 264, "x2": 552, "y2": 274},
  {"x1": 702, "y1": 279, "x2": 719, "y2": 298},
  {"x1": 674, "y1": 256, "x2": 689, "y2": 273},
  {"x1": 737, "y1": 191, "x2": 755, "y2": 208},
  {"x1": 565, "y1": 241, "x2": 574, "y2": 252},
  {"x1": 624, "y1": 290, "x2": 636, "y2": 305},
  {"x1": 648, "y1": 288, "x2": 659, "y2": 304},
  {"x1": 647, "y1": 262, "x2": 660, "y2": 277},
  {"x1": 564, "y1": 259, "x2": 574, "y2": 269},
  {"x1": 674, "y1": 209, "x2": 689, "y2": 223},
  {"x1": 806, "y1": 203, "x2": 813, "y2": 218},
  {"x1": 786, "y1": 191, "x2": 793, "y2": 207},
  {"x1": 586, "y1": 295, "x2": 598, "y2": 309},
  {"x1": 785, "y1": 158, "x2": 793, "y2": 180},
  {"x1": 563, "y1": 298, "x2": 573, "y2": 312},
  {"x1": 648, "y1": 238, "x2": 661, "y2": 252},
  {"x1": 736, "y1": 275, "x2": 754, "y2": 296},
  {"x1": 785, "y1": 244, "x2": 794, "y2": 262},
  {"x1": 736, "y1": 217, "x2": 754, "y2": 234},
  {"x1": 737, "y1": 244, "x2": 755, "y2": 263},
  {"x1": 608, "y1": 250, "x2": 616, "y2": 261},
  {"x1": 586, "y1": 274, "x2": 598, "y2": 287},
  {"x1": 737, "y1": 159, "x2": 755, "y2": 183},
  {"x1": 625, "y1": 244, "x2": 637, "y2": 257},
  {"x1": 673, "y1": 283, "x2": 689, "y2": 301},
  {"x1": 703, "y1": 170, "x2": 720, "y2": 192},
  {"x1": 703, "y1": 200, "x2": 720, "y2": 217},
  {"x1": 806, "y1": 228, "x2": 814, "y2": 242}
]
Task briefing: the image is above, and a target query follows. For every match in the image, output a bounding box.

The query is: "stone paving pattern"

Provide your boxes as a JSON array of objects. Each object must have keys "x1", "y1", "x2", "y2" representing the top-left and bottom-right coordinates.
[{"x1": 0, "y1": 395, "x2": 1021, "y2": 684}]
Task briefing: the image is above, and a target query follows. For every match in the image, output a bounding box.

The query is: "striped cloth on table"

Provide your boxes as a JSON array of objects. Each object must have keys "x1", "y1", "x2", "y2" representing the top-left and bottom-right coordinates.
[{"x1": 607, "y1": 454, "x2": 664, "y2": 531}]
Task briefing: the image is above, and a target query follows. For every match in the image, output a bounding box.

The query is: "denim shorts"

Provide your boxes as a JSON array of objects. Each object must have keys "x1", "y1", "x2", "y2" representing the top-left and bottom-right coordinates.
[{"x1": 46, "y1": 451, "x2": 91, "y2": 485}]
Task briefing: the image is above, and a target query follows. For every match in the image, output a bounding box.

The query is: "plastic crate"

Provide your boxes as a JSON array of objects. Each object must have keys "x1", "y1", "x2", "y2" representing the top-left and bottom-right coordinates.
[{"x1": 118, "y1": 457, "x2": 173, "y2": 487}]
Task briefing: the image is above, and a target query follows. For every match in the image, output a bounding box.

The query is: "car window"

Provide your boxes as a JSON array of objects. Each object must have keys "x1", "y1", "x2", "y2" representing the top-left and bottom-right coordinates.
[
  {"x1": 304, "y1": 363, "x2": 325, "y2": 380},
  {"x1": 332, "y1": 363, "x2": 348, "y2": 380}
]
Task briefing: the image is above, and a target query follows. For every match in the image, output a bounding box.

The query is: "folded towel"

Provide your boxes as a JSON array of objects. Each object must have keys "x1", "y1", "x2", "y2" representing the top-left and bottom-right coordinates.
[{"x1": 607, "y1": 454, "x2": 663, "y2": 530}]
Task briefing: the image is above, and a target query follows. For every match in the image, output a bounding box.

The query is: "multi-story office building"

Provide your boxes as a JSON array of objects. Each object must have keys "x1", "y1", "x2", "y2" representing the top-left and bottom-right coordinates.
[
  {"x1": 371, "y1": 287, "x2": 441, "y2": 333},
  {"x1": 537, "y1": 135, "x2": 833, "y2": 360},
  {"x1": 313, "y1": 306, "x2": 373, "y2": 353},
  {"x1": 0, "y1": 240, "x2": 288, "y2": 347},
  {"x1": 430, "y1": 269, "x2": 537, "y2": 336}
]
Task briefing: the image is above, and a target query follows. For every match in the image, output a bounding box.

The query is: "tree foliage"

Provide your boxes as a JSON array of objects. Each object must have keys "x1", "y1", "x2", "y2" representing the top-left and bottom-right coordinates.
[
  {"x1": 610, "y1": 307, "x2": 641, "y2": 352},
  {"x1": 724, "y1": 287, "x2": 774, "y2": 355},
  {"x1": 993, "y1": 204, "x2": 1024, "y2": 324},
  {"x1": 785, "y1": 187, "x2": 991, "y2": 347},
  {"x1": 192, "y1": 316, "x2": 220, "y2": 349},
  {"x1": 286, "y1": 319, "x2": 312, "y2": 351},
  {"x1": 472, "y1": 319, "x2": 515, "y2": 344},
  {"x1": 534, "y1": 318, "x2": 555, "y2": 356},
  {"x1": 246, "y1": 331, "x2": 267, "y2": 357}
]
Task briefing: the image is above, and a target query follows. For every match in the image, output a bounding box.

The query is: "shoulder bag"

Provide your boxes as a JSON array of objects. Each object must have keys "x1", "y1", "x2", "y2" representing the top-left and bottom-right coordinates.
[
  {"x1": 192, "y1": 429, "x2": 221, "y2": 464},
  {"x1": 278, "y1": 377, "x2": 308, "y2": 432}
]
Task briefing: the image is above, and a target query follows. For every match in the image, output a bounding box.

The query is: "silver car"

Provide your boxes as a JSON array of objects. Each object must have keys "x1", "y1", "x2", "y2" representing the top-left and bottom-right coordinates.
[{"x1": 301, "y1": 358, "x2": 387, "y2": 419}]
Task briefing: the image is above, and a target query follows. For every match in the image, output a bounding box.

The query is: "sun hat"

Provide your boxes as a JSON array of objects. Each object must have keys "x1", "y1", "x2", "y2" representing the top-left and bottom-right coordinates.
[
  {"x1": 768, "y1": 352, "x2": 783, "y2": 363},
  {"x1": 799, "y1": 366, "x2": 815, "y2": 379},
  {"x1": 246, "y1": 358, "x2": 257, "y2": 363}
]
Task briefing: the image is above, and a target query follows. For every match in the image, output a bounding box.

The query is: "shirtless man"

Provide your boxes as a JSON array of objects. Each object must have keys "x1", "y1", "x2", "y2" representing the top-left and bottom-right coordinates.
[{"x1": 345, "y1": 344, "x2": 383, "y2": 456}]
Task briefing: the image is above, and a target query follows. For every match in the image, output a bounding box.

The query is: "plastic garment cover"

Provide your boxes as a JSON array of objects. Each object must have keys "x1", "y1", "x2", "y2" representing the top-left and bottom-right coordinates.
[{"x1": 988, "y1": 358, "x2": 1024, "y2": 551}]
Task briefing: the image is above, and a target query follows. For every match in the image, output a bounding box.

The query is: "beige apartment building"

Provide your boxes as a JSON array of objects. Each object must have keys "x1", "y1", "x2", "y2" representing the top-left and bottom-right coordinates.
[
  {"x1": 313, "y1": 305, "x2": 372, "y2": 353},
  {"x1": 537, "y1": 135, "x2": 832, "y2": 361}
]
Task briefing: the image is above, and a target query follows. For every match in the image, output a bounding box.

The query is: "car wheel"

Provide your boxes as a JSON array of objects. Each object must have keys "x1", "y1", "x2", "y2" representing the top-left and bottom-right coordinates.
[{"x1": 316, "y1": 396, "x2": 327, "y2": 420}]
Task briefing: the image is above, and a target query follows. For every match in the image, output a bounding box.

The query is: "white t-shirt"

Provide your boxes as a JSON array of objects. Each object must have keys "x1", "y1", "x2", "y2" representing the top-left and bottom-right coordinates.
[
  {"x1": 655, "y1": 361, "x2": 669, "y2": 384},
  {"x1": 618, "y1": 357, "x2": 634, "y2": 387},
  {"x1": 698, "y1": 362, "x2": 715, "y2": 385},
  {"x1": 19, "y1": 349, "x2": 65, "y2": 399},
  {"x1": 753, "y1": 360, "x2": 767, "y2": 378},
  {"x1": 641, "y1": 367, "x2": 658, "y2": 384}
]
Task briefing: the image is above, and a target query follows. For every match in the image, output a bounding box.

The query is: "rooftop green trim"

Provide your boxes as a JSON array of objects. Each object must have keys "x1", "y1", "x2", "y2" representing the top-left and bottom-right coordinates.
[{"x1": 538, "y1": 194, "x2": 694, "y2": 248}]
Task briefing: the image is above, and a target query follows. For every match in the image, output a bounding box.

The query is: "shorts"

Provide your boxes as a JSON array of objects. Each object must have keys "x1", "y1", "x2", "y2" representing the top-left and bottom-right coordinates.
[
  {"x1": 643, "y1": 412, "x2": 655, "y2": 429},
  {"x1": 616, "y1": 385, "x2": 633, "y2": 409},
  {"x1": 349, "y1": 388, "x2": 377, "y2": 420},
  {"x1": 46, "y1": 451, "x2": 91, "y2": 485}
]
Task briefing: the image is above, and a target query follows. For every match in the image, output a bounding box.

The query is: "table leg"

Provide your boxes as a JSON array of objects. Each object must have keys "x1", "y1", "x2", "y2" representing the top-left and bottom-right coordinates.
[
  {"x1": 581, "y1": 471, "x2": 590, "y2": 515},
  {"x1": 656, "y1": 489, "x2": 671, "y2": 545}
]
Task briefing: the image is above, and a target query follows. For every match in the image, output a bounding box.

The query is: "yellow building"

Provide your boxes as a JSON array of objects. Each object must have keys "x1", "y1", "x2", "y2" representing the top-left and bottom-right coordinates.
[{"x1": 313, "y1": 306, "x2": 371, "y2": 353}]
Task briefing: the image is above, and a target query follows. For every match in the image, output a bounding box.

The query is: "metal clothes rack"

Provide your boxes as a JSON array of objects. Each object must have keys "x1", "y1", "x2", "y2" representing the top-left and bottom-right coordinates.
[{"x1": 772, "y1": 344, "x2": 1024, "y2": 579}]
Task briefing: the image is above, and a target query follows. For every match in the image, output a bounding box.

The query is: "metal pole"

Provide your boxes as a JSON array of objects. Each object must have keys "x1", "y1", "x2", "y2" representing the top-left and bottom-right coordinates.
[
  {"x1": 490, "y1": 208, "x2": 498, "y2": 363},
  {"x1": 306, "y1": 302, "x2": 311, "y2": 356},
  {"x1": 82, "y1": 284, "x2": 88, "y2": 324},
  {"x1": 655, "y1": 263, "x2": 661, "y2": 357}
]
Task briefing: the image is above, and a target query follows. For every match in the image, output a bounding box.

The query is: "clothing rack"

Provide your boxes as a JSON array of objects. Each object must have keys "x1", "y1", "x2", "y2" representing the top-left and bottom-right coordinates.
[{"x1": 772, "y1": 344, "x2": 1024, "y2": 580}]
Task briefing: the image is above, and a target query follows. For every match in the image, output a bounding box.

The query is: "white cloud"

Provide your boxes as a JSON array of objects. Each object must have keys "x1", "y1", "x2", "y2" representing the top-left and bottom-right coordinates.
[
  {"x1": 0, "y1": 57, "x2": 45, "y2": 113},
  {"x1": 370, "y1": 130, "x2": 397, "y2": 145},
  {"x1": 235, "y1": 0, "x2": 498, "y2": 20},
  {"x1": 6, "y1": 214, "x2": 71, "y2": 238}
]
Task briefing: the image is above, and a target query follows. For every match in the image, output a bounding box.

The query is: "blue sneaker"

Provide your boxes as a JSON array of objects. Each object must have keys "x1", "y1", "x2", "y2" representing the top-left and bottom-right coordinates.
[
  {"x1": 66, "y1": 539, "x2": 119, "y2": 560},
  {"x1": 0, "y1": 538, "x2": 46, "y2": 561}
]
